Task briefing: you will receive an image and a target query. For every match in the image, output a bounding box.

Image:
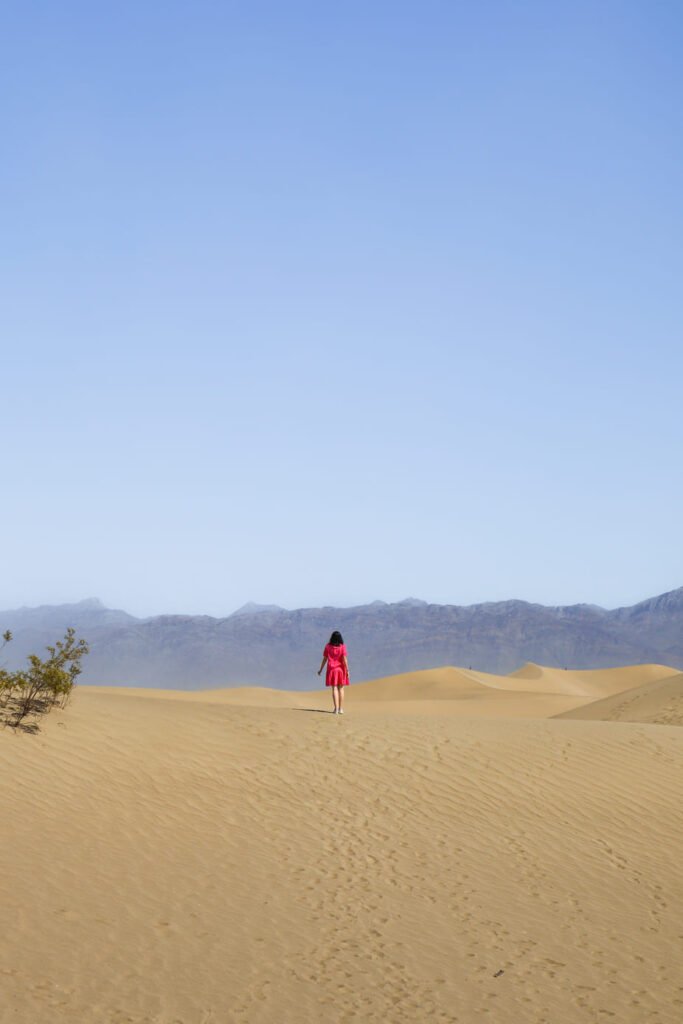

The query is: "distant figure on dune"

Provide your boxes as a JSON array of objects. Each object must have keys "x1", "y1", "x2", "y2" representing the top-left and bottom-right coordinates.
[{"x1": 317, "y1": 630, "x2": 350, "y2": 714}]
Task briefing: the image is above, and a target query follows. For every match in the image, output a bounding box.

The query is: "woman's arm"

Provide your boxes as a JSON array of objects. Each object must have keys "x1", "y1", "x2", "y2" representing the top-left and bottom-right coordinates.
[
  {"x1": 343, "y1": 654, "x2": 349, "y2": 679},
  {"x1": 317, "y1": 650, "x2": 328, "y2": 676}
]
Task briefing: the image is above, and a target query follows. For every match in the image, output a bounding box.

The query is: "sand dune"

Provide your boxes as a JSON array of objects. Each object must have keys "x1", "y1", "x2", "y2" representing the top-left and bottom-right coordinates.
[
  {"x1": 89, "y1": 661, "x2": 678, "y2": 710},
  {"x1": 340, "y1": 661, "x2": 677, "y2": 701},
  {"x1": 292, "y1": 667, "x2": 585, "y2": 718},
  {"x1": 555, "y1": 671, "x2": 683, "y2": 726},
  {"x1": 349, "y1": 666, "x2": 490, "y2": 699},
  {"x1": 297, "y1": 662, "x2": 680, "y2": 718},
  {"x1": 2, "y1": 672, "x2": 683, "y2": 1023},
  {"x1": 506, "y1": 661, "x2": 677, "y2": 697}
]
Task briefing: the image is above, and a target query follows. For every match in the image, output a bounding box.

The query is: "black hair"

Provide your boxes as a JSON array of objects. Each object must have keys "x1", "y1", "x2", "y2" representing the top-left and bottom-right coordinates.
[{"x1": 329, "y1": 630, "x2": 344, "y2": 646}]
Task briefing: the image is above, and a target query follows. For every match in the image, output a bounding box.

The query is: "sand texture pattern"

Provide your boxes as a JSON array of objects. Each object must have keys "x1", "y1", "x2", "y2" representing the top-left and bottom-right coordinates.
[{"x1": 2, "y1": 664, "x2": 683, "y2": 1023}]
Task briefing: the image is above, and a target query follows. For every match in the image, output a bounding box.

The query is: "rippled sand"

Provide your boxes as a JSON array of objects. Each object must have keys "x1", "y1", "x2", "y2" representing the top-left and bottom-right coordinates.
[{"x1": 2, "y1": 663, "x2": 682, "y2": 1023}]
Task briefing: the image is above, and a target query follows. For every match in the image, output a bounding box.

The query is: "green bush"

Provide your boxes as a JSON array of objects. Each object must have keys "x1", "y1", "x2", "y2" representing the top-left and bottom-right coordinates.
[{"x1": 1, "y1": 627, "x2": 89, "y2": 730}]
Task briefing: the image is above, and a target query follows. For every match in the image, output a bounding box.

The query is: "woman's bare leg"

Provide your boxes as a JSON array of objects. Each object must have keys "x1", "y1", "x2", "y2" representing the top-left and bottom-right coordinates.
[
  {"x1": 337, "y1": 685, "x2": 345, "y2": 712},
  {"x1": 332, "y1": 686, "x2": 339, "y2": 712}
]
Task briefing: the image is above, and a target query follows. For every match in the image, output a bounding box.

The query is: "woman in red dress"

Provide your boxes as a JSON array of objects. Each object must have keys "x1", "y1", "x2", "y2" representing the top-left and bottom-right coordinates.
[{"x1": 317, "y1": 630, "x2": 349, "y2": 714}]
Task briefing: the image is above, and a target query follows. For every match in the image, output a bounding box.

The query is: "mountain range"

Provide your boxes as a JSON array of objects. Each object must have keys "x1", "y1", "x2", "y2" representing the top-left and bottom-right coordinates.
[{"x1": 2, "y1": 589, "x2": 683, "y2": 690}]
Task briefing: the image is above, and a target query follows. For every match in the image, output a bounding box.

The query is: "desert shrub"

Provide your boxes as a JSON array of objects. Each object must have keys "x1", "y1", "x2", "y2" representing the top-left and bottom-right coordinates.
[
  {"x1": 0, "y1": 630, "x2": 13, "y2": 708},
  {"x1": 1, "y1": 628, "x2": 89, "y2": 730}
]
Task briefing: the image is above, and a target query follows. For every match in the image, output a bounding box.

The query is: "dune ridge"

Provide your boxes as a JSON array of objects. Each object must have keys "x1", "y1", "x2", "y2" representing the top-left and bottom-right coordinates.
[
  {"x1": 85, "y1": 660, "x2": 679, "y2": 708},
  {"x1": 554, "y1": 671, "x2": 683, "y2": 726},
  {"x1": 80, "y1": 661, "x2": 680, "y2": 724},
  {"x1": 506, "y1": 661, "x2": 677, "y2": 697}
]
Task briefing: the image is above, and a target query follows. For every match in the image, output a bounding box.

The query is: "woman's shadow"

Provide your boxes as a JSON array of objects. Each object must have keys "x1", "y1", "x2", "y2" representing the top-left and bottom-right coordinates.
[{"x1": 291, "y1": 708, "x2": 337, "y2": 714}]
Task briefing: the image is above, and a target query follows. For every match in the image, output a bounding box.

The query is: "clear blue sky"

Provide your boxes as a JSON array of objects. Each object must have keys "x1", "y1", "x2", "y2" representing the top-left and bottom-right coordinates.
[{"x1": 2, "y1": 1, "x2": 682, "y2": 617}]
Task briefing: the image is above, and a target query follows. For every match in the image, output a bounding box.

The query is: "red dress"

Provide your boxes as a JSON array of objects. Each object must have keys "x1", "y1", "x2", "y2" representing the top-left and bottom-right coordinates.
[{"x1": 324, "y1": 643, "x2": 349, "y2": 686}]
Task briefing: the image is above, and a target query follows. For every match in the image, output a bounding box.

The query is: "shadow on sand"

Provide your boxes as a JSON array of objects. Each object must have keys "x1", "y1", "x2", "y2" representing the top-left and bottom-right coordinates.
[
  {"x1": 1, "y1": 696, "x2": 51, "y2": 734},
  {"x1": 291, "y1": 708, "x2": 337, "y2": 714}
]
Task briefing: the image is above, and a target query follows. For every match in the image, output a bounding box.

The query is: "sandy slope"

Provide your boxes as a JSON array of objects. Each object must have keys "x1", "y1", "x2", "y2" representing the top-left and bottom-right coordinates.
[
  {"x1": 506, "y1": 661, "x2": 677, "y2": 697},
  {"x1": 88, "y1": 661, "x2": 676, "y2": 720},
  {"x1": 2, "y1": 670, "x2": 683, "y2": 1024},
  {"x1": 555, "y1": 671, "x2": 683, "y2": 726}
]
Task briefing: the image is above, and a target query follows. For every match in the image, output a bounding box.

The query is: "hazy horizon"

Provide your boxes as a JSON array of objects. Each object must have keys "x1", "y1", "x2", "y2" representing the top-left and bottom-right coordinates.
[
  {"x1": 2, "y1": 581, "x2": 680, "y2": 621},
  {"x1": 3, "y1": 2, "x2": 682, "y2": 619}
]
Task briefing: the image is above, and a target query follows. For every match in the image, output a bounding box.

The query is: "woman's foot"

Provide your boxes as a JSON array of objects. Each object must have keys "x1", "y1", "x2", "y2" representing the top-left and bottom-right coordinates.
[{"x1": 338, "y1": 708, "x2": 344, "y2": 714}]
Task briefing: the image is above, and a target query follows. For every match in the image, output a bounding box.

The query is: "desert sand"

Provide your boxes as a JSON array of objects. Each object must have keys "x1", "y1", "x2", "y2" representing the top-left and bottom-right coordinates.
[
  {"x1": 554, "y1": 670, "x2": 683, "y2": 726},
  {"x1": 2, "y1": 663, "x2": 683, "y2": 1023}
]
